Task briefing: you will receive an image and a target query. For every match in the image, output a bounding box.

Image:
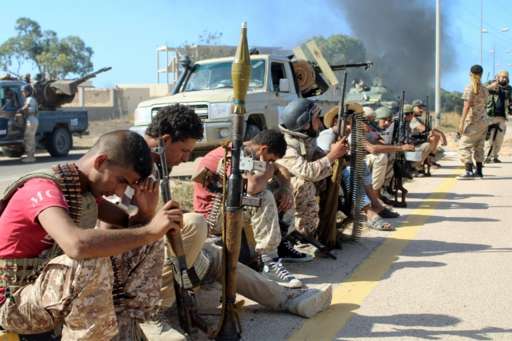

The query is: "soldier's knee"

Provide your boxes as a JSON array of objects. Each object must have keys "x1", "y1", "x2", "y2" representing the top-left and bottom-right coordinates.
[{"x1": 183, "y1": 212, "x2": 208, "y2": 244}]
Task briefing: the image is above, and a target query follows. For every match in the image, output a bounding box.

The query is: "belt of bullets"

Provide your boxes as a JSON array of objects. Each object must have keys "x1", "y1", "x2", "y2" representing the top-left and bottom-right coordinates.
[{"x1": 350, "y1": 112, "x2": 367, "y2": 239}]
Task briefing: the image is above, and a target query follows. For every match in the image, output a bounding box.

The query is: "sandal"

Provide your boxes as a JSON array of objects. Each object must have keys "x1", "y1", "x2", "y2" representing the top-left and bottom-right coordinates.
[
  {"x1": 367, "y1": 217, "x2": 395, "y2": 231},
  {"x1": 378, "y1": 207, "x2": 400, "y2": 219}
]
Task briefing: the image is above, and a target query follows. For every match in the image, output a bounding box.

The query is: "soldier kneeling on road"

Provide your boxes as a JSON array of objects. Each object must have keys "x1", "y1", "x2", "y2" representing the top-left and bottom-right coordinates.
[{"x1": 0, "y1": 130, "x2": 180, "y2": 340}]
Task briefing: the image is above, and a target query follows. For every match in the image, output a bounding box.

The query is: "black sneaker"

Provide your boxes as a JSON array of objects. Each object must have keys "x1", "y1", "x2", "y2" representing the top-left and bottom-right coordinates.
[
  {"x1": 493, "y1": 158, "x2": 502, "y2": 163},
  {"x1": 278, "y1": 240, "x2": 314, "y2": 263}
]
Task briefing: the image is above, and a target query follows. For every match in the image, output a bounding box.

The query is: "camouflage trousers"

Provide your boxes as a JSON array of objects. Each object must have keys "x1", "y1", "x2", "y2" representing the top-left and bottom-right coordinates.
[
  {"x1": 486, "y1": 116, "x2": 507, "y2": 159},
  {"x1": 208, "y1": 192, "x2": 281, "y2": 256},
  {"x1": 459, "y1": 120, "x2": 487, "y2": 164},
  {"x1": 243, "y1": 190, "x2": 281, "y2": 256},
  {"x1": 111, "y1": 239, "x2": 165, "y2": 341},
  {"x1": 0, "y1": 255, "x2": 118, "y2": 340},
  {"x1": 365, "y1": 153, "x2": 389, "y2": 191},
  {"x1": 290, "y1": 177, "x2": 319, "y2": 239},
  {"x1": 23, "y1": 115, "x2": 38, "y2": 159}
]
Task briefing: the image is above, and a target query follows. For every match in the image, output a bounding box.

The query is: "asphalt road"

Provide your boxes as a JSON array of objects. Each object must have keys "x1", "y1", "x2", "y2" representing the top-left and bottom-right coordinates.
[{"x1": 2, "y1": 146, "x2": 512, "y2": 341}]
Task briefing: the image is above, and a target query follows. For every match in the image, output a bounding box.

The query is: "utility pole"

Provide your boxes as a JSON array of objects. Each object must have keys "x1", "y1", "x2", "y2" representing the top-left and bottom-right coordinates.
[
  {"x1": 435, "y1": 0, "x2": 441, "y2": 122},
  {"x1": 480, "y1": 0, "x2": 484, "y2": 65}
]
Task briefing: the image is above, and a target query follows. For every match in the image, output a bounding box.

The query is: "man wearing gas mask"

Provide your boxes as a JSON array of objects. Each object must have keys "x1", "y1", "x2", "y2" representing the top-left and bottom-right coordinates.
[{"x1": 485, "y1": 70, "x2": 512, "y2": 163}]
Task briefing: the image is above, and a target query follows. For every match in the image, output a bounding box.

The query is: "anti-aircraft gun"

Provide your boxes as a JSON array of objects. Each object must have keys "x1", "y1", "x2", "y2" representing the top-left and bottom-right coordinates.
[
  {"x1": 34, "y1": 67, "x2": 112, "y2": 110},
  {"x1": 0, "y1": 67, "x2": 111, "y2": 158}
]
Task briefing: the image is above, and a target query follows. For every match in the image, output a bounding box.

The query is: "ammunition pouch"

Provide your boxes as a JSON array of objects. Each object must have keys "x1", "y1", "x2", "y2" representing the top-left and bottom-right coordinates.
[{"x1": 168, "y1": 251, "x2": 211, "y2": 290}]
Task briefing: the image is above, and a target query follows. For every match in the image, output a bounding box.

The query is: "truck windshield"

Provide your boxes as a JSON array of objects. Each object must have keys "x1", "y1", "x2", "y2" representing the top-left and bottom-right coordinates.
[
  {"x1": 184, "y1": 59, "x2": 266, "y2": 92},
  {"x1": 0, "y1": 86, "x2": 22, "y2": 112}
]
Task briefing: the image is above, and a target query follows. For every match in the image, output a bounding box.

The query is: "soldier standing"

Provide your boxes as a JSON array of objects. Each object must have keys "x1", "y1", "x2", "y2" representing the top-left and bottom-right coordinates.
[
  {"x1": 485, "y1": 70, "x2": 512, "y2": 163},
  {"x1": 458, "y1": 64, "x2": 489, "y2": 179},
  {"x1": 18, "y1": 84, "x2": 38, "y2": 163}
]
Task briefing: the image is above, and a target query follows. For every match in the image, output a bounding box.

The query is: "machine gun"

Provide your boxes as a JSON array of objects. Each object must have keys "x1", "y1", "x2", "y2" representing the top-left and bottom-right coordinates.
[
  {"x1": 387, "y1": 91, "x2": 408, "y2": 208},
  {"x1": 422, "y1": 96, "x2": 432, "y2": 176},
  {"x1": 156, "y1": 135, "x2": 211, "y2": 337},
  {"x1": 330, "y1": 62, "x2": 373, "y2": 71},
  {"x1": 33, "y1": 67, "x2": 112, "y2": 110}
]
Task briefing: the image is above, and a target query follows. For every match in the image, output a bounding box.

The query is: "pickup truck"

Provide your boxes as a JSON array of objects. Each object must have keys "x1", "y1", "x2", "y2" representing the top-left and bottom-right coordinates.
[
  {"x1": 0, "y1": 79, "x2": 88, "y2": 158},
  {"x1": 131, "y1": 54, "x2": 325, "y2": 148}
]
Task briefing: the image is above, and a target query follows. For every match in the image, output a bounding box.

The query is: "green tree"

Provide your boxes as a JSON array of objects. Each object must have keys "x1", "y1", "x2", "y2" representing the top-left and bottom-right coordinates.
[
  {"x1": 0, "y1": 17, "x2": 93, "y2": 78},
  {"x1": 441, "y1": 89, "x2": 464, "y2": 113}
]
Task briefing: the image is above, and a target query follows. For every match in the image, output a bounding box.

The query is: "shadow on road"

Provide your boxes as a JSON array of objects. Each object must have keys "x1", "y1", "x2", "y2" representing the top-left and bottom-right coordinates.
[
  {"x1": 340, "y1": 312, "x2": 512, "y2": 340},
  {"x1": 406, "y1": 192, "x2": 493, "y2": 200}
]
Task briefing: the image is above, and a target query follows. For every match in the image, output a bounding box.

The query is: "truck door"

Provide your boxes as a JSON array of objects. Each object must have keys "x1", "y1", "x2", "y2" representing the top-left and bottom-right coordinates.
[{"x1": 269, "y1": 61, "x2": 298, "y2": 127}]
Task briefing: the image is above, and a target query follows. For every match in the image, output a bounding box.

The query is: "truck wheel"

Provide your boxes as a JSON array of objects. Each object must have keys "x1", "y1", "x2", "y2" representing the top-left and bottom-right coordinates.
[
  {"x1": 244, "y1": 123, "x2": 261, "y2": 141},
  {"x1": 46, "y1": 127, "x2": 73, "y2": 157},
  {"x1": 1, "y1": 145, "x2": 25, "y2": 158}
]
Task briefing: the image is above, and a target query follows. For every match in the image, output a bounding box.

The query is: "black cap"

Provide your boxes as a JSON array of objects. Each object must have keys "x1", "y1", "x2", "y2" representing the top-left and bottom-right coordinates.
[{"x1": 470, "y1": 64, "x2": 483, "y2": 75}]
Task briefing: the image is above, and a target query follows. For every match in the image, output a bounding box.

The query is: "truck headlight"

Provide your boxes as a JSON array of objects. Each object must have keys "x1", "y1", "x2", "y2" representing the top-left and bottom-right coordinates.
[
  {"x1": 133, "y1": 106, "x2": 152, "y2": 125},
  {"x1": 209, "y1": 102, "x2": 232, "y2": 120}
]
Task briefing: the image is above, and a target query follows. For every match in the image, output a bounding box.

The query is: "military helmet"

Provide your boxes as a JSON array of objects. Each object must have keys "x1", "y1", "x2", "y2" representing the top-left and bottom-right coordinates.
[
  {"x1": 22, "y1": 84, "x2": 33, "y2": 96},
  {"x1": 375, "y1": 106, "x2": 392, "y2": 120},
  {"x1": 403, "y1": 104, "x2": 414, "y2": 113},
  {"x1": 280, "y1": 99, "x2": 319, "y2": 132},
  {"x1": 412, "y1": 99, "x2": 425, "y2": 108}
]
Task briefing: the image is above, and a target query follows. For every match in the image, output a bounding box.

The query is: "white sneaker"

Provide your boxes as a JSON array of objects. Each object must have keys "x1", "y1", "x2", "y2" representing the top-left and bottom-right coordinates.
[
  {"x1": 285, "y1": 284, "x2": 332, "y2": 318},
  {"x1": 262, "y1": 256, "x2": 303, "y2": 288}
]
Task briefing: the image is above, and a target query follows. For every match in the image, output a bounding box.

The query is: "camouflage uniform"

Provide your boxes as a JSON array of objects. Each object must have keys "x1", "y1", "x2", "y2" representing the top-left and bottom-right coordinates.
[
  {"x1": 276, "y1": 129, "x2": 332, "y2": 238},
  {"x1": 459, "y1": 84, "x2": 489, "y2": 164},
  {"x1": 1, "y1": 169, "x2": 167, "y2": 340},
  {"x1": 485, "y1": 83, "x2": 512, "y2": 159},
  {"x1": 0, "y1": 172, "x2": 118, "y2": 340}
]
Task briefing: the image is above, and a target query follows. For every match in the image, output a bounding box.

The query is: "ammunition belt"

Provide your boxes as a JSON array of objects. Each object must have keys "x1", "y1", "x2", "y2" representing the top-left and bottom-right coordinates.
[
  {"x1": 0, "y1": 163, "x2": 82, "y2": 291},
  {"x1": 0, "y1": 258, "x2": 48, "y2": 290}
]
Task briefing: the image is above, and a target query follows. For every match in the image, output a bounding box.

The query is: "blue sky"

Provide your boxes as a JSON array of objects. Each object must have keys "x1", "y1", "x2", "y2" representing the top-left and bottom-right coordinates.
[{"x1": 1, "y1": 0, "x2": 511, "y2": 91}]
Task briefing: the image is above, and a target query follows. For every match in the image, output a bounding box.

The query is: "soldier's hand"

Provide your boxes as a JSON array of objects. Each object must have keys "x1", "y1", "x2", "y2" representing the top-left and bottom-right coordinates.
[
  {"x1": 133, "y1": 178, "x2": 159, "y2": 220},
  {"x1": 147, "y1": 200, "x2": 183, "y2": 237},
  {"x1": 327, "y1": 137, "x2": 348, "y2": 162},
  {"x1": 277, "y1": 189, "x2": 294, "y2": 212},
  {"x1": 401, "y1": 144, "x2": 415, "y2": 152}
]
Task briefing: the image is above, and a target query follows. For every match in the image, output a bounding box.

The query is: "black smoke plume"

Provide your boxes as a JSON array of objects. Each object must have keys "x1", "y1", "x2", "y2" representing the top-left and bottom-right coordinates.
[{"x1": 332, "y1": 0, "x2": 455, "y2": 102}]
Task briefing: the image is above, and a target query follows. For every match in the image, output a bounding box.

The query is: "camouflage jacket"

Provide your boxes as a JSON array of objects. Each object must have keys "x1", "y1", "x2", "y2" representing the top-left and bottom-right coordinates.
[
  {"x1": 462, "y1": 83, "x2": 489, "y2": 124},
  {"x1": 276, "y1": 126, "x2": 332, "y2": 183}
]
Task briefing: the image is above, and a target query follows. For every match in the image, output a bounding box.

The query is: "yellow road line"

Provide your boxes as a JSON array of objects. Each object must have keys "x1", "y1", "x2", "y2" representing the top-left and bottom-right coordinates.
[{"x1": 289, "y1": 173, "x2": 459, "y2": 341}]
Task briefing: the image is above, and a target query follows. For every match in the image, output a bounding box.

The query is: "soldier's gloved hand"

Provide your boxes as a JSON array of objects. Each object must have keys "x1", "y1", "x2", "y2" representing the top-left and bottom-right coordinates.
[
  {"x1": 327, "y1": 137, "x2": 348, "y2": 162},
  {"x1": 401, "y1": 144, "x2": 415, "y2": 152},
  {"x1": 133, "y1": 178, "x2": 159, "y2": 222},
  {"x1": 148, "y1": 200, "x2": 183, "y2": 238}
]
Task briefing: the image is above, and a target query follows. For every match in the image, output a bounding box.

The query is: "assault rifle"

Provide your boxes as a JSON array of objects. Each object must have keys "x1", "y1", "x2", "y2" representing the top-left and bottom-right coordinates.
[
  {"x1": 156, "y1": 136, "x2": 211, "y2": 337},
  {"x1": 388, "y1": 91, "x2": 408, "y2": 208},
  {"x1": 318, "y1": 72, "x2": 349, "y2": 250},
  {"x1": 422, "y1": 96, "x2": 432, "y2": 176}
]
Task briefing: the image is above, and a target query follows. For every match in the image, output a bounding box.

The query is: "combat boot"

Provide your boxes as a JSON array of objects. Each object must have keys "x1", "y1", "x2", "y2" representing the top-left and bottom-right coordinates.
[
  {"x1": 457, "y1": 163, "x2": 474, "y2": 180},
  {"x1": 475, "y1": 162, "x2": 484, "y2": 178}
]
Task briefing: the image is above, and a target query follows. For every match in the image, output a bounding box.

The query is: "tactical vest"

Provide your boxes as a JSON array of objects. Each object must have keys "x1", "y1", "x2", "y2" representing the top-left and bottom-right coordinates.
[
  {"x1": 0, "y1": 164, "x2": 98, "y2": 293},
  {"x1": 486, "y1": 85, "x2": 512, "y2": 118}
]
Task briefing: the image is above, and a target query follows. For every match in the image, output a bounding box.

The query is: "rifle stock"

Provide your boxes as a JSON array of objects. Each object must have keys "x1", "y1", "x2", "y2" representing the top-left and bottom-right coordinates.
[{"x1": 157, "y1": 137, "x2": 212, "y2": 337}]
